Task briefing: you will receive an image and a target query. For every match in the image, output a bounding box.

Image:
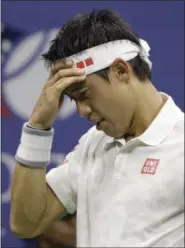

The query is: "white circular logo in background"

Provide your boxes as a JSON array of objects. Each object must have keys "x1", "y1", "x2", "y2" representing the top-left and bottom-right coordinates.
[{"x1": 3, "y1": 29, "x2": 77, "y2": 121}]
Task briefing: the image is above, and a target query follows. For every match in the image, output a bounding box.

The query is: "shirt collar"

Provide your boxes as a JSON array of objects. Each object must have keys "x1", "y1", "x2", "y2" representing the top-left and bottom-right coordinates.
[{"x1": 106, "y1": 93, "x2": 183, "y2": 148}]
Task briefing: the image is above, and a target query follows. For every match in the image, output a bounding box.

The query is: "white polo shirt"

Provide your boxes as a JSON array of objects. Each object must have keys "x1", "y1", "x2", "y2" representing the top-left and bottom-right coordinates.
[{"x1": 46, "y1": 94, "x2": 184, "y2": 247}]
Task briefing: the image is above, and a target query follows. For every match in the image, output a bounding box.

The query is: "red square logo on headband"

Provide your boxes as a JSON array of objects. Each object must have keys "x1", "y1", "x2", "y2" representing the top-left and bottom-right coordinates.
[
  {"x1": 76, "y1": 57, "x2": 94, "y2": 68},
  {"x1": 85, "y1": 57, "x2": 94, "y2": 66},
  {"x1": 76, "y1": 61, "x2": 85, "y2": 68}
]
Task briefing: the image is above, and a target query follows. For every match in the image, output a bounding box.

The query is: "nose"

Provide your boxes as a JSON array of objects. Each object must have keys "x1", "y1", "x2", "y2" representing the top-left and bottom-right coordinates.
[{"x1": 76, "y1": 101, "x2": 91, "y2": 117}]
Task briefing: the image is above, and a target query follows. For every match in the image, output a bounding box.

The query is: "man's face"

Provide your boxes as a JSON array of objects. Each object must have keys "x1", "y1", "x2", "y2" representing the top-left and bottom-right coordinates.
[{"x1": 65, "y1": 61, "x2": 137, "y2": 138}]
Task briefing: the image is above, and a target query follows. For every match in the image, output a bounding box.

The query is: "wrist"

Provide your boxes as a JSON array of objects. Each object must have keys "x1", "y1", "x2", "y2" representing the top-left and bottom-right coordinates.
[
  {"x1": 28, "y1": 121, "x2": 51, "y2": 131},
  {"x1": 15, "y1": 122, "x2": 54, "y2": 168}
]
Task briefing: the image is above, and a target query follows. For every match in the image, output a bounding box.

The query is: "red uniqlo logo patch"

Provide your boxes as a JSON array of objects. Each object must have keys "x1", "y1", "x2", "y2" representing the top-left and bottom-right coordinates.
[
  {"x1": 76, "y1": 57, "x2": 94, "y2": 68},
  {"x1": 141, "y1": 158, "x2": 160, "y2": 175}
]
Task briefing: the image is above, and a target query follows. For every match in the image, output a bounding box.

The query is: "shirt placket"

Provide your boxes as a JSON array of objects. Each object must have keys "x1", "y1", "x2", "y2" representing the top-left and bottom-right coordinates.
[{"x1": 113, "y1": 140, "x2": 138, "y2": 180}]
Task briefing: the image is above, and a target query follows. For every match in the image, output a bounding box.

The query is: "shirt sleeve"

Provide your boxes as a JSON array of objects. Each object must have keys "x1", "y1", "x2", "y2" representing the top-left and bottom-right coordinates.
[{"x1": 46, "y1": 133, "x2": 86, "y2": 214}]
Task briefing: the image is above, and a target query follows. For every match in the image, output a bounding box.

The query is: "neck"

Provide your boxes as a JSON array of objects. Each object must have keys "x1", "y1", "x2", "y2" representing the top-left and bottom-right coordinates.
[{"x1": 127, "y1": 83, "x2": 166, "y2": 138}]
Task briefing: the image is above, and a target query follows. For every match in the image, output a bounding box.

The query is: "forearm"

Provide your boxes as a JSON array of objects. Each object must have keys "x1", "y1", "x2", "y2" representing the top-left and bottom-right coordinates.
[
  {"x1": 40, "y1": 220, "x2": 76, "y2": 247},
  {"x1": 10, "y1": 162, "x2": 47, "y2": 236},
  {"x1": 10, "y1": 61, "x2": 83, "y2": 238}
]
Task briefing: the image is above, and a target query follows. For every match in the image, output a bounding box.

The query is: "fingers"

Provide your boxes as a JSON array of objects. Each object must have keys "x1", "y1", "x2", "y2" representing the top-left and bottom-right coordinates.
[
  {"x1": 49, "y1": 67, "x2": 85, "y2": 86},
  {"x1": 53, "y1": 74, "x2": 86, "y2": 95},
  {"x1": 46, "y1": 59, "x2": 86, "y2": 96},
  {"x1": 48, "y1": 60, "x2": 73, "y2": 80}
]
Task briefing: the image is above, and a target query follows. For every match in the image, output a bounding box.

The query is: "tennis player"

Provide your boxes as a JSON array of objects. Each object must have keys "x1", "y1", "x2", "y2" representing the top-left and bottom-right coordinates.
[{"x1": 10, "y1": 9, "x2": 184, "y2": 247}]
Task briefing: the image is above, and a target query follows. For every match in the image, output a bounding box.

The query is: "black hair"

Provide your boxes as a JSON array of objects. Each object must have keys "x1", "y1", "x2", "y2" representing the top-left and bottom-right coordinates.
[{"x1": 42, "y1": 9, "x2": 152, "y2": 81}]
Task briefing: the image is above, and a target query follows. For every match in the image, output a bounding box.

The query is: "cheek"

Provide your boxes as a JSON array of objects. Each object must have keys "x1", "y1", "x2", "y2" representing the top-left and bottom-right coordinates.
[
  {"x1": 90, "y1": 86, "x2": 128, "y2": 118},
  {"x1": 91, "y1": 91, "x2": 114, "y2": 111},
  {"x1": 93, "y1": 96, "x2": 122, "y2": 121}
]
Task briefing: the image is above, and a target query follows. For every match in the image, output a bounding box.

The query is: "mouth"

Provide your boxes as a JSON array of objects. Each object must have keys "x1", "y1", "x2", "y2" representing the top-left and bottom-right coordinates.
[
  {"x1": 96, "y1": 119, "x2": 104, "y2": 129},
  {"x1": 96, "y1": 121, "x2": 101, "y2": 127}
]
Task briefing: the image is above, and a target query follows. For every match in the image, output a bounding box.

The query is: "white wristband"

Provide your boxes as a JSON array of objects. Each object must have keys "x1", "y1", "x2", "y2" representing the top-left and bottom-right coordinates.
[{"x1": 15, "y1": 122, "x2": 54, "y2": 168}]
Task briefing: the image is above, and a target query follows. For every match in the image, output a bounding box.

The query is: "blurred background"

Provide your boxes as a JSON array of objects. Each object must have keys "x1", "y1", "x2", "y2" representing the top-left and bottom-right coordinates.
[{"x1": 1, "y1": 1, "x2": 184, "y2": 247}]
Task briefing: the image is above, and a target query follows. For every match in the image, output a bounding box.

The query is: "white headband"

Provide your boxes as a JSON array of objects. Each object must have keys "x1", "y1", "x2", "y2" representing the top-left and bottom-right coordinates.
[{"x1": 65, "y1": 38, "x2": 152, "y2": 75}]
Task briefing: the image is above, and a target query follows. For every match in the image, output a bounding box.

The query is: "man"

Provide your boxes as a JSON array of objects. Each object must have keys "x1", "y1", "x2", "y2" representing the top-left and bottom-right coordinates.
[{"x1": 10, "y1": 9, "x2": 184, "y2": 247}]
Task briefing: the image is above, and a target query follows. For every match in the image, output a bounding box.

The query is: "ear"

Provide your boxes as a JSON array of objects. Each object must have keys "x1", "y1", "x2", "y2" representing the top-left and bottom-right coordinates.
[{"x1": 110, "y1": 58, "x2": 130, "y2": 84}]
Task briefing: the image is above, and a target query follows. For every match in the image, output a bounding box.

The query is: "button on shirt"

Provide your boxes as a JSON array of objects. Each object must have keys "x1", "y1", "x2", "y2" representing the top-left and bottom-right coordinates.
[{"x1": 46, "y1": 95, "x2": 184, "y2": 247}]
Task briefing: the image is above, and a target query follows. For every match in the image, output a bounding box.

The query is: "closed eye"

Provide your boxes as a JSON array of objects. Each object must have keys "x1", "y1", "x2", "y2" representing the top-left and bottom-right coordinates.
[
  {"x1": 69, "y1": 89, "x2": 90, "y2": 102},
  {"x1": 78, "y1": 90, "x2": 89, "y2": 100}
]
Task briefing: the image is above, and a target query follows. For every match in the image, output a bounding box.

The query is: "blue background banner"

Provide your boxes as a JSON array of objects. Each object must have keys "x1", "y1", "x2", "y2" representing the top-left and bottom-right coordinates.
[{"x1": 1, "y1": 1, "x2": 184, "y2": 247}]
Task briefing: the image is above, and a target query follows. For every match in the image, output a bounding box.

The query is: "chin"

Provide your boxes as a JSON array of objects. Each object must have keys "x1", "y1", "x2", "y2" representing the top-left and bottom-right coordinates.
[
  {"x1": 103, "y1": 128, "x2": 124, "y2": 139},
  {"x1": 97, "y1": 121, "x2": 125, "y2": 138}
]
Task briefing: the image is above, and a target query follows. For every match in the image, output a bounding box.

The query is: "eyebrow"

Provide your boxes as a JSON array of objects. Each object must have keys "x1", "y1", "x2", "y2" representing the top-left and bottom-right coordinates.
[{"x1": 65, "y1": 84, "x2": 88, "y2": 99}]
